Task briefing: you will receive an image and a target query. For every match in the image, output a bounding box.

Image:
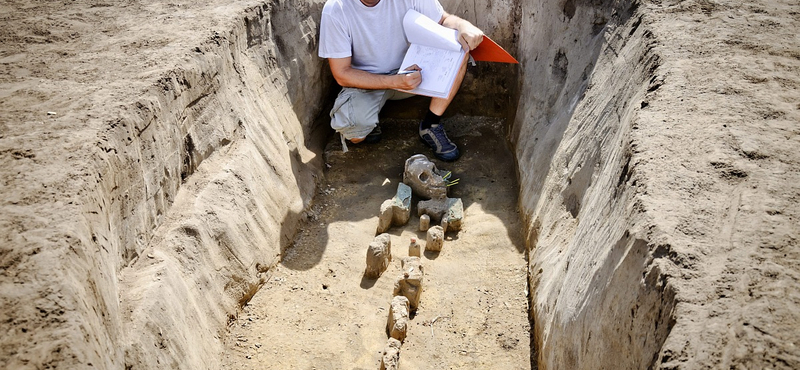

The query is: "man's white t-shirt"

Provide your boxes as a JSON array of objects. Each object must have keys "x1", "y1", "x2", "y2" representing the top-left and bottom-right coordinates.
[{"x1": 319, "y1": 0, "x2": 444, "y2": 74}]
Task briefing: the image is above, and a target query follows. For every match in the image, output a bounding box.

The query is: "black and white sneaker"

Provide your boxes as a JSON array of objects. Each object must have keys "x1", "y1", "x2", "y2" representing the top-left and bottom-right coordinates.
[{"x1": 419, "y1": 123, "x2": 460, "y2": 162}]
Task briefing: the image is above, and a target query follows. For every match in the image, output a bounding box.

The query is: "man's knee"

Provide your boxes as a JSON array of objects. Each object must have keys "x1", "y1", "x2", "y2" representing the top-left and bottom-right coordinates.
[{"x1": 330, "y1": 88, "x2": 385, "y2": 139}]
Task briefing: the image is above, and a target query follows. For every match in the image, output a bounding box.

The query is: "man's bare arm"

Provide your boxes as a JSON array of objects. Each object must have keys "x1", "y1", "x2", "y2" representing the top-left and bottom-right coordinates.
[
  {"x1": 328, "y1": 57, "x2": 421, "y2": 90},
  {"x1": 440, "y1": 12, "x2": 484, "y2": 51}
]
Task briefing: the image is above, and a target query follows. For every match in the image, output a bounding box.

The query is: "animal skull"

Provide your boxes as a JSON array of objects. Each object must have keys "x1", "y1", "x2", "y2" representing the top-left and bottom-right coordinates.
[{"x1": 403, "y1": 154, "x2": 447, "y2": 200}]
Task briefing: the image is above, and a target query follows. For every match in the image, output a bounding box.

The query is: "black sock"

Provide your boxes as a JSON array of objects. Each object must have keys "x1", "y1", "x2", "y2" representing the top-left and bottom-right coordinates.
[{"x1": 420, "y1": 110, "x2": 441, "y2": 130}]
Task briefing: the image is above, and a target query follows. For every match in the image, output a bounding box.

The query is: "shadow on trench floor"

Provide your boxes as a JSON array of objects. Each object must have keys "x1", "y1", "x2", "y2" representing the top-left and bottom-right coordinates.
[{"x1": 222, "y1": 115, "x2": 532, "y2": 369}]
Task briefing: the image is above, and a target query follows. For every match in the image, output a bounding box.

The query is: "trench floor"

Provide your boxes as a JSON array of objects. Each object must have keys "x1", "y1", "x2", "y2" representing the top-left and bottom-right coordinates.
[{"x1": 222, "y1": 115, "x2": 531, "y2": 369}]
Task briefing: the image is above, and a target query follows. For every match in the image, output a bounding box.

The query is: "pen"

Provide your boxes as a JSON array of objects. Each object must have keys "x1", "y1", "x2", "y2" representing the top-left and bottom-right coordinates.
[{"x1": 397, "y1": 69, "x2": 419, "y2": 75}]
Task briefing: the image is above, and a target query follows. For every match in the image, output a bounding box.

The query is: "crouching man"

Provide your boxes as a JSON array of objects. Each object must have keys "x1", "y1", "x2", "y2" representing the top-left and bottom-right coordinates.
[{"x1": 318, "y1": 0, "x2": 483, "y2": 161}]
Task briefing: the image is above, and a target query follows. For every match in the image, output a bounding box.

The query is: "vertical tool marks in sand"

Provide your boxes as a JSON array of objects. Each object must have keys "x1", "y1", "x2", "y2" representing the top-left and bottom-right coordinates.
[{"x1": 633, "y1": 1, "x2": 800, "y2": 368}]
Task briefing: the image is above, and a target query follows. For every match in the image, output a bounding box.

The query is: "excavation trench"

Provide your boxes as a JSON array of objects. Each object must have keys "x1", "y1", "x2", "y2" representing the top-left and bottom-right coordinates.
[
  {"x1": 212, "y1": 0, "x2": 674, "y2": 367},
  {"x1": 2, "y1": 0, "x2": 680, "y2": 369}
]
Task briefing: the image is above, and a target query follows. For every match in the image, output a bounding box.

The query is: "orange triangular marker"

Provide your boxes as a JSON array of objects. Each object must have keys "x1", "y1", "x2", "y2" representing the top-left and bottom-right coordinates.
[{"x1": 470, "y1": 36, "x2": 518, "y2": 64}]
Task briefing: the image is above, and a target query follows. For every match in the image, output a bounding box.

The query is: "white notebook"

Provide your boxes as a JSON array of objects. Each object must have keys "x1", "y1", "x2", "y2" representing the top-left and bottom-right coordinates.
[{"x1": 398, "y1": 10, "x2": 466, "y2": 99}]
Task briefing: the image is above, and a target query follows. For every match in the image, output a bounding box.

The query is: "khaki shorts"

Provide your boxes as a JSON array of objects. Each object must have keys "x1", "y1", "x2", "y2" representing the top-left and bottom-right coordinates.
[{"x1": 329, "y1": 87, "x2": 413, "y2": 140}]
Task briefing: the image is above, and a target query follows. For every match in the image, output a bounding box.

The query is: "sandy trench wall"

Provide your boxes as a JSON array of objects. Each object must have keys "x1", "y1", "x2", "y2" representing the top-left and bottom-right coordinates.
[
  {"x1": 515, "y1": 0, "x2": 800, "y2": 369},
  {"x1": 1, "y1": 1, "x2": 328, "y2": 369},
  {"x1": 513, "y1": 0, "x2": 676, "y2": 369},
  {"x1": 116, "y1": 3, "x2": 330, "y2": 369}
]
